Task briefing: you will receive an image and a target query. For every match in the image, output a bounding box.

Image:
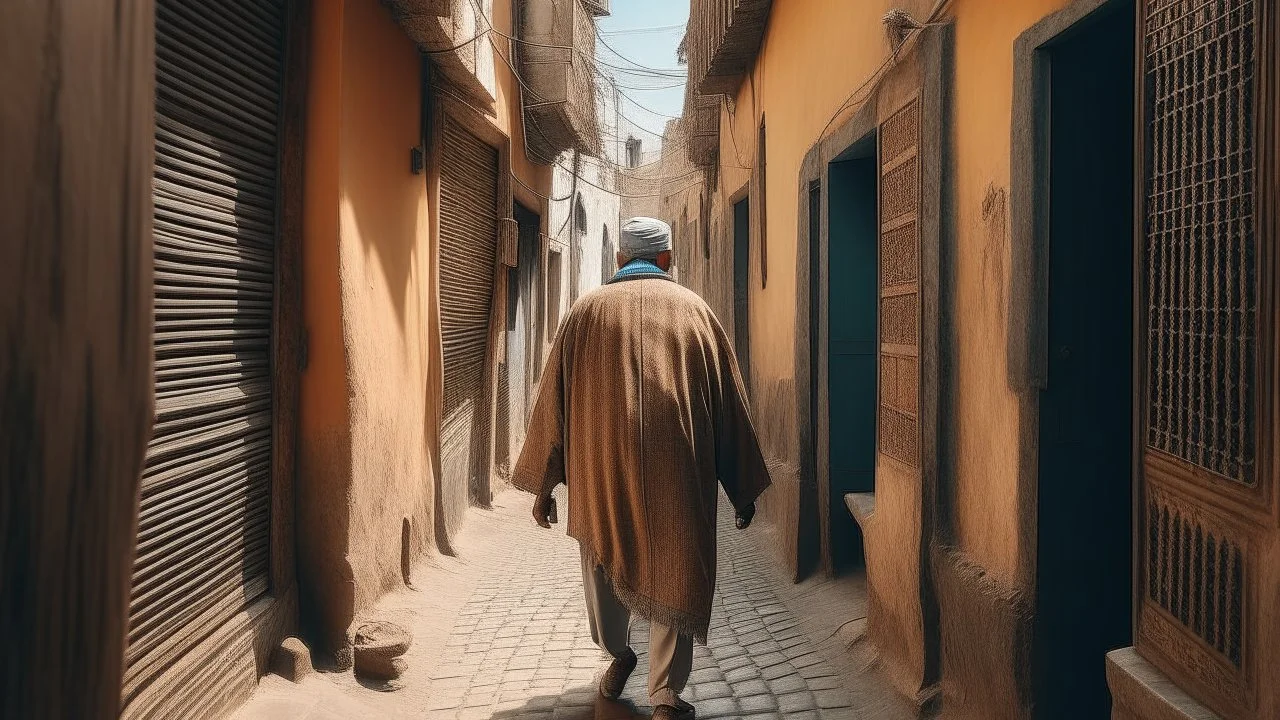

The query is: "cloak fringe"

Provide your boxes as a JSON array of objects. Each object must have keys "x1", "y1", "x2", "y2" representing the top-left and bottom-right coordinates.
[{"x1": 584, "y1": 547, "x2": 711, "y2": 645}]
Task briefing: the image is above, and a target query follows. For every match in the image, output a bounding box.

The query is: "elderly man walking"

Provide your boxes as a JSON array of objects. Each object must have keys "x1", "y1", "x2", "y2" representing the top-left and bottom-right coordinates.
[{"x1": 512, "y1": 217, "x2": 771, "y2": 719}]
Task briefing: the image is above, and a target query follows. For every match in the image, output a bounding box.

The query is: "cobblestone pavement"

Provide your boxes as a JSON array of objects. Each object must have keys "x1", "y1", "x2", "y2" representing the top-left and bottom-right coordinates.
[
  {"x1": 236, "y1": 487, "x2": 905, "y2": 720},
  {"x1": 423, "y1": 488, "x2": 857, "y2": 719}
]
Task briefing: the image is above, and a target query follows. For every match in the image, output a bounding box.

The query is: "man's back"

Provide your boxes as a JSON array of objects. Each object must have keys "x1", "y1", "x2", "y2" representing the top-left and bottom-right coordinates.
[
  {"x1": 559, "y1": 277, "x2": 723, "y2": 485},
  {"x1": 512, "y1": 271, "x2": 769, "y2": 643}
]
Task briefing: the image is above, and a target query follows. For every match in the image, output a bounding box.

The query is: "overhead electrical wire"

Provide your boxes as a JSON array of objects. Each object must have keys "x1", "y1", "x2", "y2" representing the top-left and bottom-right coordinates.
[
  {"x1": 452, "y1": 4, "x2": 684, "y2": 126},
  {"x1": 431, "y1": 53, "x2": 702, "y2": 199},
  {"x1": 611, "y1": 80, "x2": 688, "y2": 91},
  {"x1": 599, "y1": 22, "x2": 686, "y2": 36},
  {"x1": 593, "y1": 25, "x2": 689, "y2": 76},
  {"x1": 438, "y1": 0, "x2": 699, "y2": 199},
  {"x1": 592, "y1": 56, "x2": 687, "y2": 79}
]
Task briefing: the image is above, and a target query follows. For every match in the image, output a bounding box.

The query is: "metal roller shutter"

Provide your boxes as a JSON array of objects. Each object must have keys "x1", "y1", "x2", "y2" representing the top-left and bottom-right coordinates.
[
  {"x1": 124, "y1": 0, "x2": 284, "y2": 714},
  {"x1": 439, "y1": 120, "x2": 499, "y2": 522}
]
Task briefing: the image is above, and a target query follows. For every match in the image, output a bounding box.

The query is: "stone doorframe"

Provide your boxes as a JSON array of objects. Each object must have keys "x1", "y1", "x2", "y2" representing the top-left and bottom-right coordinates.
[
  {"x1": 1008, "y1": 0, "x2": 1131, "y2": 596},
  {"x1": 792, "y1": 21, "x2": 952, "y2": 707}
]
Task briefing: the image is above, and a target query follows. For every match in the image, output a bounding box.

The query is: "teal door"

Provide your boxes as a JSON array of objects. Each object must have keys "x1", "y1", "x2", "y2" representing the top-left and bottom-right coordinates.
[{"x1": 827, "y1": 158, "x2": 878, "y2": 504}]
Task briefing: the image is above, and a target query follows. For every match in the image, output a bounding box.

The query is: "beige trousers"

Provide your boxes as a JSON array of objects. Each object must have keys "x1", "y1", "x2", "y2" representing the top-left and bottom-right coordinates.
[{"x1": 580, "y1": 547, "x2": 693, "y2": 707}]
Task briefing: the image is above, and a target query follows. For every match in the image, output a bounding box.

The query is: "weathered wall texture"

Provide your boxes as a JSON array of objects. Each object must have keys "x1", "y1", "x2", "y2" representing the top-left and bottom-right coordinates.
[
  {"x1": 947, "y1": 0, "x2": 1069, "y2": 589},
  {"x1": 299, "y1": 0, "x2": 357, "y2": 657},
  {"x1": 0, "y1": 1, "x2": 155, "y2": 716},
  {"x1": 935, "y1": 0, "x2": 1072, "y2": 717}
]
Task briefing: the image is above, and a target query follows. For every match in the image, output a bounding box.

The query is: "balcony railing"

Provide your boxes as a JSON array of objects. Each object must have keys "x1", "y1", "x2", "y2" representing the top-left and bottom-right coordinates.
[
  {"x1": 686, "y1": 90, "x2": 720, "y2": 168},
  {"x1": 520, "y1": 0, "x2": 601, "y2": 162},
  {"x1": 581, "y1": 0, "x2": 610, "y2": 17},
  {"x1": 686, "y1": 0, "x2": 772, "y2": 95}
]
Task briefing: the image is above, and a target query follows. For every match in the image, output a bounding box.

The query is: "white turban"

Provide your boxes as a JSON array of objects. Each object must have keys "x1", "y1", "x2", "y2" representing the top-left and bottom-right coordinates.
[{"x1": 620, "y1": 217, "x2": 672, "y2": 259}]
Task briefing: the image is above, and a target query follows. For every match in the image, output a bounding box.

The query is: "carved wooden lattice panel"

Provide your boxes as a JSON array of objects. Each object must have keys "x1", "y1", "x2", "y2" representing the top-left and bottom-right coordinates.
[
  {"x1": 1139, "y1": 482, "x2": 1255, "y2": 713},
  {"x1": 877, "y1": 99, "x2": 921, "y2": 468},
  {"x1": 1145, "y1": 485, "x2": 1246, "y2": 667},
  {"x1": 1144, "y1": 0, "x2": 1259, "y2": 487},
  {"x1": 1137, "y1": 1, "x2": 1268, "y2": 717}
]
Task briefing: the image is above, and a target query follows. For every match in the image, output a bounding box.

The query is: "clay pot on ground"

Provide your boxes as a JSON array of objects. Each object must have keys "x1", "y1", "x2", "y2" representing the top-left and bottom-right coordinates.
[{"x1": 352, "y1": 620, "x2": 412, "y2": 683}]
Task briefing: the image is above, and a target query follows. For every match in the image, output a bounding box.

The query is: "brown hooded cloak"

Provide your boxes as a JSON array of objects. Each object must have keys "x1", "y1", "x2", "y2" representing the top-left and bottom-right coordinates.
[{"x1": 511, "y1": 271, "x2": 771, "y2": 642}]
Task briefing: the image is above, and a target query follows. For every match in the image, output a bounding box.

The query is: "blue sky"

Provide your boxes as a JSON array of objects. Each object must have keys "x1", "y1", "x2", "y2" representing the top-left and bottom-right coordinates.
[{"x1": 594, "y1": 0, "x2": 690, "y2": 141}]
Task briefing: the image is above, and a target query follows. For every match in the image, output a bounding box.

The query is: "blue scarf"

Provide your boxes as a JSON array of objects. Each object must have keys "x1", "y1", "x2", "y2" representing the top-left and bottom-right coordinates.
[{"x1": 608, "y1": 258, "x2": 669, "y2": 283}]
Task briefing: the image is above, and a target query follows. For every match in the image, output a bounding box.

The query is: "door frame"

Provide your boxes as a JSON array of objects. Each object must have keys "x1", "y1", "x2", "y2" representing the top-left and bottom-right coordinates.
[
  {"x1": 1011, "y1": 1, "x2": 1138, "y2": 713},
  {"x1": 792, "y1": 22, "x2": 951, "y2": 703},
  {"x1": 1009, "y1": 0, "x2": 1133, "y2": 591},
  {"x1": 728, "y1": 181, "x2": 753, "y2": 392},
  {"x1": 798, "y1": 106, "x2": 878, "y2": 578},
  {"x1": 1008, "y1": 0, "x2": 1141, "y2": 714}
]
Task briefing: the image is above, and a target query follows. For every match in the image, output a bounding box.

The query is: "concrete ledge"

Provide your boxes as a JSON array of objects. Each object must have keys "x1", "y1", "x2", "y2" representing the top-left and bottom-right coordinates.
[
  {"x1": 1106, "y1": 648, "x2": 1220, "y2": 720},
  {"x1": 844, "y1": 492, "x2": 876, "y2": 528}
]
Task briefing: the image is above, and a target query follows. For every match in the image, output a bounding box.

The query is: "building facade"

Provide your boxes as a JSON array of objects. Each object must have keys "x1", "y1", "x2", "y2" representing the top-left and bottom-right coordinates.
[
  {"x1": 666, "y1": 1, "x2": 1278, "y2": 719},
  {"x1": 2, "y1": 0, "x2": 607, "y2": 718}
]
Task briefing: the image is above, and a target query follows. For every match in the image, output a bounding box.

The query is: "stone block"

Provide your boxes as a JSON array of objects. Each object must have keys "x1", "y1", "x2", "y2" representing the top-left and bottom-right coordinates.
[
  {"x1": 269, "y1": 636, "x2": 314, "y2": 683},
  {"x1": 355, "y1": 654, "x2": 408, "y2": 683}
]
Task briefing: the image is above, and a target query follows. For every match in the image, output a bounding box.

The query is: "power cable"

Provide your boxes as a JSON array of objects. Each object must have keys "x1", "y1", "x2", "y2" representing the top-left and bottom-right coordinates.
[
  {"x1": 594, "y1": 24, "x2": 689, "y2": 76},
  {"x1": 592, "y1": 56, "x2": 687, "y2": 79},
  {"x1": 444, "y1": 0, "x2": 700, "y2": 194},
  {"x1": 599, "y1": 23, "x2": 685, "y2": 36}
]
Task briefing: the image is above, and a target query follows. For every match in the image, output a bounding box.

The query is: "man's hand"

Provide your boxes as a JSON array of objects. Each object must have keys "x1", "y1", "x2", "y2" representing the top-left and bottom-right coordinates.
[
  {"x1": 735, "y1": 502, "x2": 756, "y2": 530},
  {"x1": 533, "y1": 490, "x2": 555, "y2": 529}
]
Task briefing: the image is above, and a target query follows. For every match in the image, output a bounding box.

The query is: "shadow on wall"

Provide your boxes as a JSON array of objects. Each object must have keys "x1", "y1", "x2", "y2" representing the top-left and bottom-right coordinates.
[
  {"x1": 340, "y1": 0, "x2": 428, "y2": 332},
  {"x1": 488, "y1": 686, "x2": 646, "y2": 719}
]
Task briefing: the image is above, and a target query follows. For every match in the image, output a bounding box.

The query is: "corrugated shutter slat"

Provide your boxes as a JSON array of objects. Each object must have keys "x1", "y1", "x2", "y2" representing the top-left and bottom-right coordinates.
[
  {"x1": 439, "y1": 120, "x2": 499, "y2": 496},
  {"x1": 125, "y1": 0, "x2": 284, "y2": 715}
]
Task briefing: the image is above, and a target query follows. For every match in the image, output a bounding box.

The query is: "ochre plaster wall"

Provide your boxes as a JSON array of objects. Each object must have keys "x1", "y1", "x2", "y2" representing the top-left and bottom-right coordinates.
[
  {"x1": 948, "y1": 0, "x2": 1070, "y2": 588},
  {"x1": 337, "y1": 0, "x2": 437, "y2": 616},
  {"x1": 937, "y1": 2, "x2": 1076, "y2": 717},
  {"x1": 685, "y1": 0, "x2": 1094, "y2": 713},
  {"x1": 717, "y1": 0, "x2": 934, "y2": 388},
  {"x1": 299, "y1": 0, "x2": 551, "y2": 657}
]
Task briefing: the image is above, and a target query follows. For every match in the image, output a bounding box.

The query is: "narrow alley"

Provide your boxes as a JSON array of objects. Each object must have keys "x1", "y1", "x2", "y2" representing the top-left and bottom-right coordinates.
[
  {"x1": 7, "y1": 1, "x2": 1279, "y2": 719},
  {"x1": 234, "y1": 488, "x2": 911, "y2": 720}
]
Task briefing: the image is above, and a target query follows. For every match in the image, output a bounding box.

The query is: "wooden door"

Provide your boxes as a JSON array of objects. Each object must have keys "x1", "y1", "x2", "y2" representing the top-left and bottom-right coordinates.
[{"x1": 1134, "y1": 2, "x2": 1278, "y2": 717}]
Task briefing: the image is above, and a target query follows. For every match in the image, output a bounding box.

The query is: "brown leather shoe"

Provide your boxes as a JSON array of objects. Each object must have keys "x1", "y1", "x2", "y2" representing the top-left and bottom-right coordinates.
[
  {"x1": 598, "y1": 647, "x2": 637, "y2": 700},
  {"x1": 650, "y1": 702, "x2": 695, "y2": 720}
]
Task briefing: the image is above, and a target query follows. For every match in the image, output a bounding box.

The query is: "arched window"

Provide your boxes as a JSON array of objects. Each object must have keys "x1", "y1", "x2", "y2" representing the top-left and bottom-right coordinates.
[
  {"x1": 574, "y1": 195, "x2": 587, "y2": 241},
  {"x1": 572, "y1": 193, "x2": 586, "y2": 302},
  {"x1": 601, "y1": 225, "x2": 613, "y2": 284}
]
